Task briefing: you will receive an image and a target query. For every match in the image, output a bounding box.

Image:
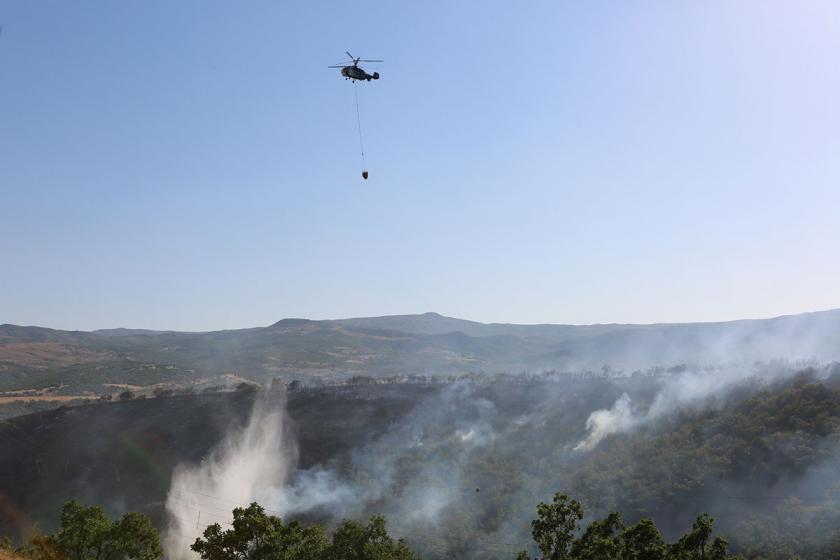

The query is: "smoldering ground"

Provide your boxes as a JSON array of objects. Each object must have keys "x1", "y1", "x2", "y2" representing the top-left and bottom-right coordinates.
[{"x1": 164, "y1": 361, "x2": 840, "y2": 559}]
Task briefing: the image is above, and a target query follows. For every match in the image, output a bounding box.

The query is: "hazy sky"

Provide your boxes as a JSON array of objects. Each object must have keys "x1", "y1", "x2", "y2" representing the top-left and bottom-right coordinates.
[{"x1": 2, "y1": 1, "x2": 839, "y2": 331}]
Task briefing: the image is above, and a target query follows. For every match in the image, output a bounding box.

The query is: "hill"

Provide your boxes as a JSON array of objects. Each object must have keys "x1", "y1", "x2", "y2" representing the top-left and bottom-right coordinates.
[
  {"x1": 0, "y1": 385, "x2": 436, "y2": 541},
  {"x1": 1, "y1": 372, "x2": 839, "y2": 559},
  {"x1": 2, "y1": 309, "x2": 840, "y2": 400}
]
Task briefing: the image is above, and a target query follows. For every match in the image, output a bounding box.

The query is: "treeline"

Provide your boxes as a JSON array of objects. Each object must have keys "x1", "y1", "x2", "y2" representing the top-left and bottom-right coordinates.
[
  {"x1": 4, "y1": 371, "x2": 840, "y2": 559},
  {"x1": 382, "y1": 373, "x2": 839, "y2": 559},
  {"x1": 3, "y1": 495, "x2": 740, "y2": 560},
  {"x1": 566, "y1": 372, "x2": 840, "y2": 553},
  {"x1": 516, "y1": 494, "x2": 737, "y2": 560}
]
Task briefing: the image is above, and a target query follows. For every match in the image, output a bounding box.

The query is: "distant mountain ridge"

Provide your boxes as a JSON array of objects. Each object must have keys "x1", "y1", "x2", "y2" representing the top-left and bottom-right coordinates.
[
  {"x1": 2, "y1": 309, "x2": 840, "y2": 394},
  {"x1": 93, "y1": 328, "x2": 183, "y2": 337}
]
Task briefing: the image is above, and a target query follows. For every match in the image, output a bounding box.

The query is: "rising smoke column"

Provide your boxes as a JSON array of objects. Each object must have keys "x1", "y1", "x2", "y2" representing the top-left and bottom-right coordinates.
[
  {"x1": 573, "y1": 362, "x2": 815, "y2": 452},
  {"x1": 573, "y1": 392, "x2": 637, "y2": 451},
  {"x1": 164, "y1": 396, "x2": 298, "y2": 560},
  {"x1": 162, "y1": 384, "x2": 501, "y2": 559}
]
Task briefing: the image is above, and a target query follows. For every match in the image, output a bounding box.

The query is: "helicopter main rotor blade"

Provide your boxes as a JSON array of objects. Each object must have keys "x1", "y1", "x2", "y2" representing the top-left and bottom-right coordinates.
[
  {"x1": 328, "y1": 65, "x2": 347, "y2": 68},
  {"x1": 345, "y1": 51, "x2": 354, "y2": 59},
  {"x1": 358, "y1": 59, "x2": 384, "y2": 62}
]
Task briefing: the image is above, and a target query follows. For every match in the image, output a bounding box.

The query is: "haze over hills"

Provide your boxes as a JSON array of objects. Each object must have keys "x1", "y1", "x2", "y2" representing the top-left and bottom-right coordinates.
[
  {"x1": 3, "y1": 310, "x2": 840, "y2": 558},
  {"x1": 1, "y1": 309, "x2": 840, "y2": 397},
  {"x1": 3, "y1": 369, "x2": 840, "y2": 559}
]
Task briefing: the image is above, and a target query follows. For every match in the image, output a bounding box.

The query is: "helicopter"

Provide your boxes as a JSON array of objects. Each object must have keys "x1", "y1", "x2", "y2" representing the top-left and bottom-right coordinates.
[{"x1": 329, "y1": 52, "x2": 383, "y2": 82}]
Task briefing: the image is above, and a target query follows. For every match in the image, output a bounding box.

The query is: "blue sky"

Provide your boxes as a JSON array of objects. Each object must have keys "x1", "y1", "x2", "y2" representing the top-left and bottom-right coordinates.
[{"x1": 2, "y1": 1, "x2": 839, "y2": 331}]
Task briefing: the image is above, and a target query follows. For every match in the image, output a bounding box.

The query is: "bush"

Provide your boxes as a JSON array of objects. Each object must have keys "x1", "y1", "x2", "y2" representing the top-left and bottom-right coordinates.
[
  {"x1": 152, "y1": 387, "x2": 173, "y2": 399},
  {"x1": 235, "y1": 382, "x2": 260, "y2": 393}
]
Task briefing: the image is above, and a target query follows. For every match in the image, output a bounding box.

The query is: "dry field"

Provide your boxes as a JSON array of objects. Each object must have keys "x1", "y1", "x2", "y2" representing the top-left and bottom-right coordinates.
[
  {"x1": 0, "y1": 342, "x2": 111, "y2": 369},
  {"x1": 0, "y1": 395, "x2": 95, "y2": 404}
]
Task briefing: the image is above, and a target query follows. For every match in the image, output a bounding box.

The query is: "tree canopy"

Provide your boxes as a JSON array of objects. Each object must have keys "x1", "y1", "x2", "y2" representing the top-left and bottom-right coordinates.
[
  {"x1": 191, "y1": 503, "x2": 419, "y2": 560},
  {"x1": 26, "y1": 501, "x2": 162, "y2": 560},
  {"x1": 516, "y1": 493, "x2": 738, "y2": 560}
]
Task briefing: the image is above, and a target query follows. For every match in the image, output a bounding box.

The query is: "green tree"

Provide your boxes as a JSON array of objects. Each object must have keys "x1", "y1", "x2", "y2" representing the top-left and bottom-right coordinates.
[
  {"x1": 570, "y1": 511, "x2": 623, "y2": 560},
  {"x1": 326, "y1": 515, "x2": 419, "y2": 560},
  {"x1": 191, "y1": 503, "x2": 328, "y2": 560},
  {"x1": 530, "y1": 494, "x2": 584, "y2": 560},
  {"x1": 519, "y1": 495, "x2": 742, "y2": 560},
  {"x1": 192, "y1": 506, "x2": 418, "y2": 560},
  {"x1": 669, "y1": 514, "x2": 736, "y2": 560},
  {"x1": 52, "y1": 500, "x2": 161, "y2": 560},
  {"x1": 621, "y1": 518, "x2": 667, "y2": 560},
  {"x1": 709, "y1": 536, "x2": 732, "y2": 560}
]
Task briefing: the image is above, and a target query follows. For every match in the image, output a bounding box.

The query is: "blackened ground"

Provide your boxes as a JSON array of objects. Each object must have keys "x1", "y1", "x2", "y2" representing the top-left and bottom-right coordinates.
[{"x1": 0, "y1": 385, "x2": 438, "y2": 540}]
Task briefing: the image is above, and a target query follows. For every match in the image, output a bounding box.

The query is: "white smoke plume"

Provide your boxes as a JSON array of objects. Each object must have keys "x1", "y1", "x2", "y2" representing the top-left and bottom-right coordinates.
[
  {"x1": 573, "y1": 393, "x2": 637, "y2": 451},
  {"x1": 573, "y1": 362, "x2": 815, "y2": 452},
  {"x1": 164, "y1": 397, "x2": 298, "y2": 560},
  {"x1": 162, "y1": 383, "x2": 500, "y2": 559},
  {"x1": 158, "y1": 363, "x2": 838, "y2": 559},
  {"x1": 274, "y1": 382, "x2": 500, "y2": 524}
]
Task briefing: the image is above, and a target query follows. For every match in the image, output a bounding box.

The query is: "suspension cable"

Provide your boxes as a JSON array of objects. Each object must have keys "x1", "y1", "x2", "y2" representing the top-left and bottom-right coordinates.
[{"x1": 353, "y1": 81, "x2": 366, "y2": 167}]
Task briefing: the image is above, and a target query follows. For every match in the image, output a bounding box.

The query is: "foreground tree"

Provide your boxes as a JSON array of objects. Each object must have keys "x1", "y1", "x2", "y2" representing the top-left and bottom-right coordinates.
[
  {"x1": 517, "y1": 493, "x2": 739, "y2": 560},
  {"x1": 529, "y1": 494, "x2": 584, "y2": 560},
  {"x1": 326, "y1": 516, "x2": 420, "y2": 560},
  {"x1": 191, "y1": 503, "x2": 328, "y2": 560},
  {"x1": 52, "y1": 500, "x2": 161, "y2": 560},
  {"x1": 621, "y1": 518, "x2": 667, "y2": 560},
  {"x1": 570, "y1": 511, "x2": 623, "y2": 560},
  {"x1": 669, "y1": 513, "x2": 734, "y2": 560},
  {"x1": 191, "y1": 503, "x2": 419, "y2": 560}
]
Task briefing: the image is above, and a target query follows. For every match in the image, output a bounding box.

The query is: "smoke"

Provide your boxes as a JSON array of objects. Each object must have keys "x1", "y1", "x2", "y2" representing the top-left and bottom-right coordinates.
[
  {"x1": 162, "y1": 383, "x2": 503, "y2": 559},
  {"x1": 262, "y1": 468, "x2": 360, "y2": 516},
  {"x1": 281, "y1": 382, "x2": 500, "y2": 524},
  {"x1": 573, "y1": 361, "x2": 825, "y2": 452},
  {"x1": 573, "y1": 367, "x2": 749, "y2": 452},
  {"x1": 573, "y1": 393, "x2": 637, "y2": 451},
  {"x1": 161, "y1": 361, "x2": 840, "y2": 559},
  {"x1": 164, "y1": 397, "x2": 298, "y2": 560}
]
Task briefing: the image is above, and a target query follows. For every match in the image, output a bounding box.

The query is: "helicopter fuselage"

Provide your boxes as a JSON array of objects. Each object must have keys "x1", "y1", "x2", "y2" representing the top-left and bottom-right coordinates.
[{"x1": 341, "y1": 66, "x2": 379, "y2": 81}]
